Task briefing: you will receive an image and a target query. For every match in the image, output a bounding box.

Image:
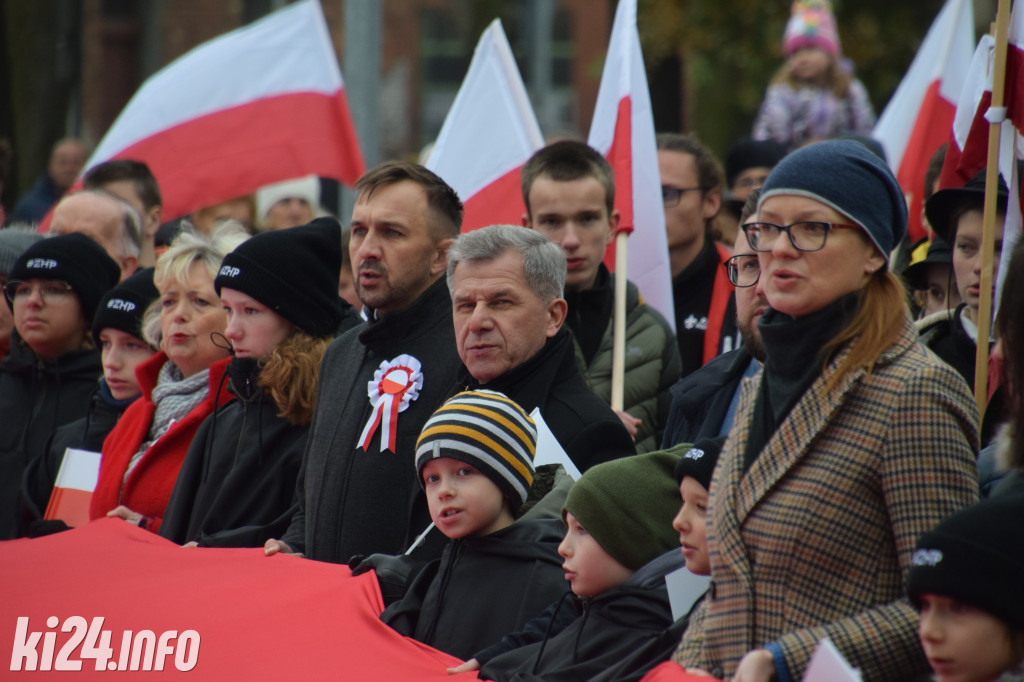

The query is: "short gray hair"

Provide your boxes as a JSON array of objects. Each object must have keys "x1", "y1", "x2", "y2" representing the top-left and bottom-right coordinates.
[{"x1": 447, "y1": 224, "x2": 566, "y2": 302}]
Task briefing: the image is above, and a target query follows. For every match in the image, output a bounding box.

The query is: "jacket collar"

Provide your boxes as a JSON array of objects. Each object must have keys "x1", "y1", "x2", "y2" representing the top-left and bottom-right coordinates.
[
  {"x1": 358, "y1": 276, "x2": 451, "y2": 351},
  {"x1": 460, "y1": 327, "x2": 575, "y2": 405},
  {"x1": 136, "y1": 351, "x2": 234, "y2": 404}
]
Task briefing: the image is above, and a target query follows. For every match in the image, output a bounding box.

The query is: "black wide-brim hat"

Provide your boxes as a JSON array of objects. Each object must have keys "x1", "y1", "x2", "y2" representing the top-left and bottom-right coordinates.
[
  {"x1": 902, "y1": 235, "x2": 953, "y2": 290},
  {"x1": 926, "y1": 167, "x2": 1008, "y2": 243}
]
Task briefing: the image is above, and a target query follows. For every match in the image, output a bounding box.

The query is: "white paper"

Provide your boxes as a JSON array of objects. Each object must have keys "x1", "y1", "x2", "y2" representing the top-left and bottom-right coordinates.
[
  {"x1": 529, "y1": 408, "x2": 581, "y2": 480},
  {"x1": 54, "y1": 448, "x2": 102, "y2": 492},
  {"x1": 801, "y1": 637, "x2": 862, "y2": 682},
  {"x1": 664, "y1": 565, "x2": 711, "y2": 621}
]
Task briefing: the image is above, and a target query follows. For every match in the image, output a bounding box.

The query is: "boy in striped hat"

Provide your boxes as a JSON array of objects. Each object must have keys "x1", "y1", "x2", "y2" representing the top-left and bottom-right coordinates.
[{"x1": 379, "y1": 390, "x2": 568, "y2": 661}]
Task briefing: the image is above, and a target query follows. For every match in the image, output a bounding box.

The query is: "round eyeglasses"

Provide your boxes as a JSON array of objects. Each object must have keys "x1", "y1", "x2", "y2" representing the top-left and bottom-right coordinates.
[
  {"x1": 742, "y1": 221, "x2": 861, "y2": 252},
  {"x1": 724, "y1": 254, "x2": 760, "y2": 287},
  {"x1": 661, "y1": 185, "x2": 704, "y2": 208}
]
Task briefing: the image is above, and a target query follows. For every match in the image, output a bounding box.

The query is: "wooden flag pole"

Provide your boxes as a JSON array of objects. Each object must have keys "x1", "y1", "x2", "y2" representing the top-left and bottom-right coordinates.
[
  {"x1": 976, "y1": 3, "x2": 1012, "y2": 420},
  {"x1": 611, "y1": 230, "x2": 629, "y2": 412}
]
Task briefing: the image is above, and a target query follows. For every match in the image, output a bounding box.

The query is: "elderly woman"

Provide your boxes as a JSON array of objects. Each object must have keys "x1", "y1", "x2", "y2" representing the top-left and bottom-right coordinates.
[
  {"x1": 673, "y1": 140, "x2": 979, "y2": 681},
  {"x1": 160, "y1": 218, "x2": 359, "y2": 547},
  {"x1": 90, "y1": 225, "x2": 247, "y2": 533},
  {"x1": 0, "y1": 233, "x2": 120, "y2": 538}
]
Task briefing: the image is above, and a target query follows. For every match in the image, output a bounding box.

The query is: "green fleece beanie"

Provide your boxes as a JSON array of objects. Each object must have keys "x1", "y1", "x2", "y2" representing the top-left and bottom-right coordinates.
[{"x1": 562, "y1": 450, "x2": 682, "y2": 571}]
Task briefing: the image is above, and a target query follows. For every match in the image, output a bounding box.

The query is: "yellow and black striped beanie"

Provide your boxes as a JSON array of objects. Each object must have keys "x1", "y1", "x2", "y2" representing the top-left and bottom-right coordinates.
[{"x1": 416, "y1": 390, "x2": 537, "y2": 514}]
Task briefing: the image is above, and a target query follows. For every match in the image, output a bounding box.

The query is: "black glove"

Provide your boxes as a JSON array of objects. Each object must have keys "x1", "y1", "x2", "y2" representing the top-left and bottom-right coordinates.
[{"x1": 348, "y1": 553, "x2": 426, "y2": 606}]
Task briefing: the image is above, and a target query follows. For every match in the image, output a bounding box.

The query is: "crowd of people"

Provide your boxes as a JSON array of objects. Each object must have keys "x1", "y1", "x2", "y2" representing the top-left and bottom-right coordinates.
[{"x1": 2, "y1": 1, "x2": 1024, "y2": 680}]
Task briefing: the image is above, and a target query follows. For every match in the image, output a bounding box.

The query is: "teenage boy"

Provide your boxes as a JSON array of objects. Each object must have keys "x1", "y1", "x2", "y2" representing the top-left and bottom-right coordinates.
[
  {"x1": 472, "y1": 449, "x2": 687, "y2": 681},
  {"x1": 379, "y1": 390, "x2": 567, "y2": 660},
  {"x1": 521, "y1": 140, "x2": 680, "y2": 451}
]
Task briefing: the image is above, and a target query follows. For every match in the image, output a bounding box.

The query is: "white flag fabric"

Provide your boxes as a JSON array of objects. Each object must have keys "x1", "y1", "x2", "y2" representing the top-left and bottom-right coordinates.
[
  {"x1": 426, "y1": 19, "x2": 544, "y2": 231},
  {"x1": 873, "y1": 0, "x2": 973, "y2": 241},
  {"x1": 77, "y1": 0, "x2": 364, "y2": 222},
  {"x1": 587, "y1": 0, "x2": 674, "y2": 329}
]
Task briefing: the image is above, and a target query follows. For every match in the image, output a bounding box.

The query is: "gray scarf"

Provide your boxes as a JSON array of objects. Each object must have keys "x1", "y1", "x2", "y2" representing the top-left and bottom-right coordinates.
[{"x1": 121, "y1": 360, "x2": 211, "y2": 492}]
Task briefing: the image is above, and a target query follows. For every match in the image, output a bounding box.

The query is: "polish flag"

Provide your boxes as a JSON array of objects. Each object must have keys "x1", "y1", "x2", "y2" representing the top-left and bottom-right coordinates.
[
  {"x1": 43, "y1": 448, "x2": 101, "y2": 528},
  {"x1": 78, "y1": 0, "x2": 363, "y2": 222},
  {"x1": 996, "y1": 0, "x2": 1024, "y2": 317},
  {"x1": 587, "y1": 0, "x2": 674, "y2": 328},
  {"x1": 426, "y1": 19, "x2": 544, "y2": 231},
  {"x1": 873, "y1": 0, "x2": 973, "y2": 242},
  {"x1": 939, "y1": 34, "x2": 1002, "y2": 188}
]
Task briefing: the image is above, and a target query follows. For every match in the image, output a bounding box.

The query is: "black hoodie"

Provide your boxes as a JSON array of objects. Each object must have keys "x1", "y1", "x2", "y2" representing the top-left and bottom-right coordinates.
[
  {"x1": 381, "y1": 518, "x2": 568, "y2": 661},
  {"x1": 477, "y1": 549, "x2": 685, "y2": 682}
]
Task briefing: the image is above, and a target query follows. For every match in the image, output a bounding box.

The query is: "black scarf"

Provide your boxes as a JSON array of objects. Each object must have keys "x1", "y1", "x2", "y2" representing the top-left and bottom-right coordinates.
[{"x1": 743, "y1": 292, "x2": 860, "y2": 472}]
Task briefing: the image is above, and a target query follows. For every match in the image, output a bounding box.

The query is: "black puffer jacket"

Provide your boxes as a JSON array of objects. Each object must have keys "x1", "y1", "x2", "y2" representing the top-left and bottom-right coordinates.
[
  {"x1": 381, "y1": 518, "x2": 567, "y2": 660},
  {"x1": 159, "y1": 357, "x2": 307, "y2": 547},
  {"x1": 0, "y1": 335, "x2": 102, "y2": 538}
]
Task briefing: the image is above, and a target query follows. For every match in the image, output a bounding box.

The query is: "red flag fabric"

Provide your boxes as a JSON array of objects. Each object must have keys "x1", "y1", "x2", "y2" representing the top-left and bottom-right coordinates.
[
  {"x1": 939, "y1": 35, "x2": 998, "y2": 189},
  {"x1": 0, "y1": 519, "x2": 472, "y2": 679},
  {"x1": 425, "y1": 19, "x2": 544, "y2": 232},
  {"x1": 639, "y1": 661, "x2": 723, "y2": 681},
  {"x1": 75, "y1": 0, "x2": 364, "y2": 224},
  {"x1": 874, "y1": 0, "x2": 974, "y2": 241},
  {"x1": 587, "y1": 0, "x2": 675, "y2": 329}
]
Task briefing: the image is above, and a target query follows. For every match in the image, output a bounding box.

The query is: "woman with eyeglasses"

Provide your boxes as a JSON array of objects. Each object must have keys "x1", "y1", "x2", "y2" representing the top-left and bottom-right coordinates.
[
  {"x1": 672, "y1": 140, "x2": 979, "y2": 681},
  {"x1": 0, "y1": 233, "x2": 120, "y2": 539},
  {"x1": 89, "y1": 224, "x2": 247, "y2": 534}
]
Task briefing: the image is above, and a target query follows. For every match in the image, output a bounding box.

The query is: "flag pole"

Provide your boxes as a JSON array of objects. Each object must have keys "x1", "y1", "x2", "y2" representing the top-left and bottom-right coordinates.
[
  {"x1": 610, "y1": 227, "x2": 632, "y2": 412},
  {"x1": 976, "y1": 3, "x2": 1012, "y2": 420}
]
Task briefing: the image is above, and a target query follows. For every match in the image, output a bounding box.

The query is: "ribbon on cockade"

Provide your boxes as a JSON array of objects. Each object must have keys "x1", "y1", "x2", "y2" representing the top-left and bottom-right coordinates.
[{"x1": 358, "y1": 354, "x2": 424, "y2": 452}]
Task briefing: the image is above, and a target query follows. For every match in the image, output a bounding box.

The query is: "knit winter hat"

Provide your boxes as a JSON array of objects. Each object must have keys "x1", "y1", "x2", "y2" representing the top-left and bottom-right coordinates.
[
  {"x1": 563, "y1": 450, "x2": 682, "y2": 571},
  {"x1": 726, "y1": 139, "x2": 787, "y2": 190},
  {"x1": 256, "y1": 175, "x2": 320, "y2": 220},
  {"x1": 907, "y1": 492, "x2": 1024, "y2": 630},
  {"x1": 673, "y1": 436, "x2": 727, "y2": 491},
  {"x1": 416, "y1": 390, "x2": 537, "y2": 515},
  {"x1": 214, "y1": 217, "x2": 344, "y2": 338},
  {"x1": 925, "y1": 166, "x2": 1010, "y2": 244},
  {"x1": 783, "y1": 0, "x2": 840, "y2": 58},
  {"x1": 759, "y1": 139, "x2": 908, "y2": 264},
  {"x1": 0, "y1": 230, "x2": 42, "y2": 276},
  {"x1": 8, "y1": 232, "x2": 120, "y2": 319},
  {"x1": 92, "y1": 267, "x2": 159, "y2": 342}
]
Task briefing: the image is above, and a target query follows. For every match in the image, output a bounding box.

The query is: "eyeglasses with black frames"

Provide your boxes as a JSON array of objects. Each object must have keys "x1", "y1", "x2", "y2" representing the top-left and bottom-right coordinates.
[
  {"x1": 741, "y1": 221, "x2": 861, "y2": 252},
  {"x1": 661, "y1": 185, "x2": 704, "y2": 208}
]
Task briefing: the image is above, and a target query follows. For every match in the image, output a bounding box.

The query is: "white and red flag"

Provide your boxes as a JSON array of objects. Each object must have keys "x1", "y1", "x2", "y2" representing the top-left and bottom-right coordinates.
[
  {"x1": 587, "y1": 0, "x2": 674, "y2": 327},
  {"x1": 873, "y1": 0, "x2": 974, "y2": 242},
  {"x1": 425, "y1": 19, "x2": 544, "y2": 231},
  {"x1": 995, "y1": 0, "x2": 1024, "y2": 313},
  {"x1": 78, "y1": 0, "x2": 363, "y2": 222},
  {"x1": 937, "y1": 34, "x2": 1019, "y2": 189}
]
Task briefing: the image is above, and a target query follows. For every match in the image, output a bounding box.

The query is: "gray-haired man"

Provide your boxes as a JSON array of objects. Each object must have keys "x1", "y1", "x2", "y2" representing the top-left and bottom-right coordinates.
[{"x1": 447, "y1": 224, "x2": 635, "y2": 473}]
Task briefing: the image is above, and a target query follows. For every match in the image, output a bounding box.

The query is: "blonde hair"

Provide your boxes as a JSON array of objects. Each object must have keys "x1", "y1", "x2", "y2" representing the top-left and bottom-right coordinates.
[
  {"x1": 257, "y1": 331, "x2": 333, "y2": 425},
  {"x1": 143, "y1": 222, "x2": 248, "y2": 346},
  {"x1": 821, "y1": 270, "x2": 908, "y2": 392}
]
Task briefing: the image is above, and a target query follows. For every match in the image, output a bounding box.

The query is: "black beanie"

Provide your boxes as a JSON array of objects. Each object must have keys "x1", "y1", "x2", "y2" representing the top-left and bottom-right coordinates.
[
  {"x1": 907, "y1": 492, "x2": 1024, "y2": 630},
  {"x1": 92, "y1": 267, "x2": 159, "y2": 342},
  {"x1": 214, "y1": 217, "x2": 344, "y2": 337},
  {"x1": 673, "y1": 436, "x2": 727, "y2": 491},
  {"x1": 725, "y1": 138, "x2": 787, "y2": 189},
  {"x1": 8, "y1": 233, "x2": 120, "y2": 321}
]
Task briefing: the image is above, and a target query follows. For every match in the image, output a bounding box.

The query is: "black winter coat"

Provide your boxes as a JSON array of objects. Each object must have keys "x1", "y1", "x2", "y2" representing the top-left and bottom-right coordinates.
[
  {"x1": 380, "y1": 518, "x2": 568, "y2": 660},
  {"x1": 159, "y1": 357, "x2": 308, "y2": 547},
  {"x1": 0, "y1": 336, "x2": 102, "y2": 538},
  {"x1": 477, "y1": 550, "x2": 685, "y2": 682},
  {"x1": 662, "y1": 347, "x2": 755, "y2": 448},
  {"x1": 21, "y1": 380, "x2": 134, "y2": 524},
  {"x1": 281, "y1": 278, "x2": 463, "y2": 563},
  {"x1": 458, "y1": 328, "x2": 636, "y2": 472}
]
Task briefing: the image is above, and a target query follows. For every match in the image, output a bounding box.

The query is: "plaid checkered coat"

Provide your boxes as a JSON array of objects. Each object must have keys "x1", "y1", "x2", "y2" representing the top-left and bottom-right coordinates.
[{"x1": 674, "y1": 319, "x2": 979, "y2": 680}]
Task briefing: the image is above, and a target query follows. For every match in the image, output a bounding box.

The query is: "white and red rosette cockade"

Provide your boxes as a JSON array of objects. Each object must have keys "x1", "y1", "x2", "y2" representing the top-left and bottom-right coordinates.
[{"x1": 358, "y1": 354, "x2": 424, "y2": 452}]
